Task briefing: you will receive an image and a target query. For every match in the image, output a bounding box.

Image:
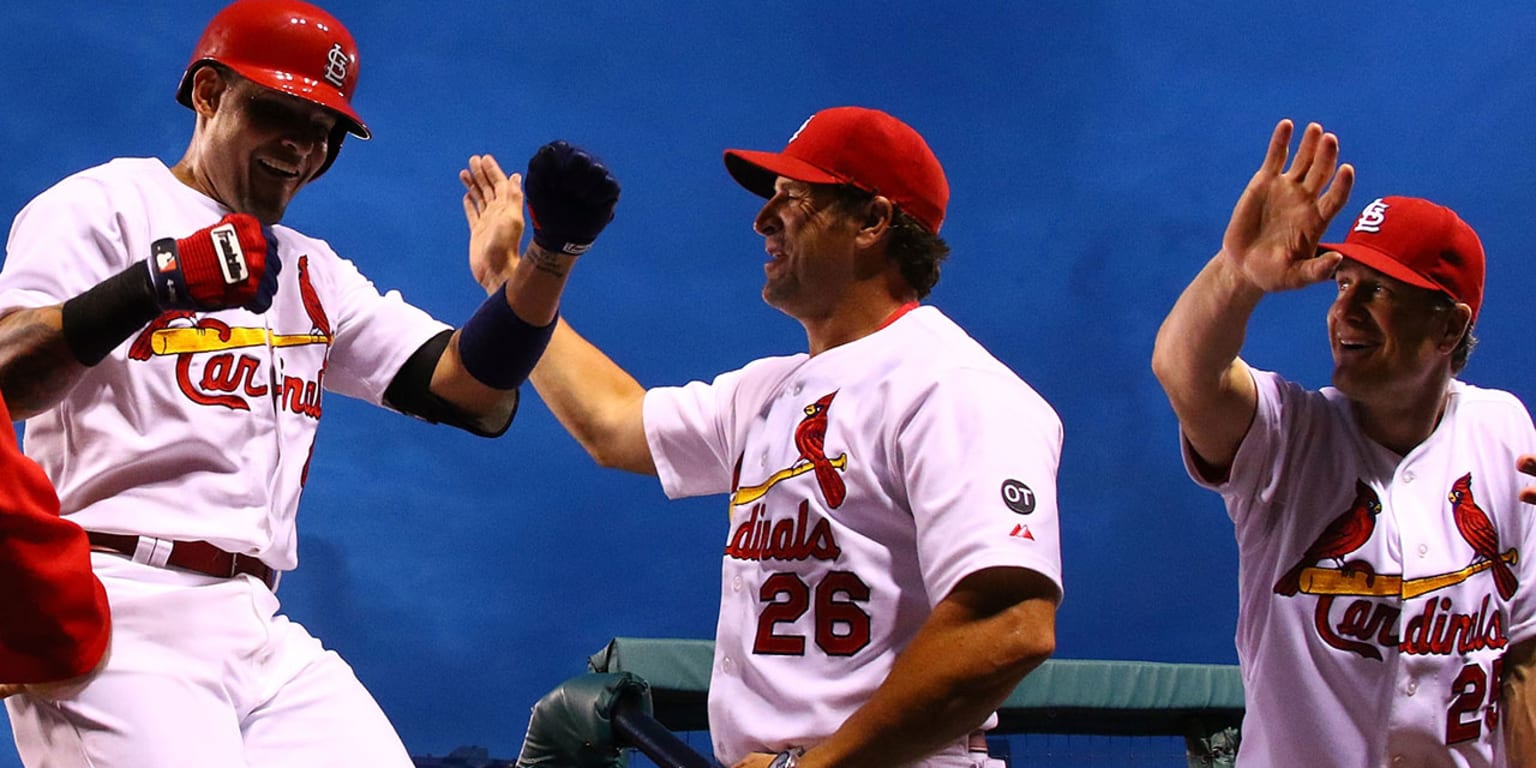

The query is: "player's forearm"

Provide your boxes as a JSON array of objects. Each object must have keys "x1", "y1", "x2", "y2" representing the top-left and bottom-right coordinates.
[
  {"x1": 802, "y1": 570, "x2": 1057, "y2": 768},
  {"x1": 1504, "y1": 638, "x2": 1536, "y2": 762},
  {"x1": 501, "y1": 243, "x2": 578, "y2": 326},
  {"x1": 0, "y1": 307, "x2": 87, "y2": 419},
  {"x1": 529, "y1": 319, "x2": 654, "y2": 474},
  {"x1": 427, "y1": 244, "x2": 578, "y2": 423},
  {"x1": 1150, "y1": 252, "x2": 1264, "y2": 470},
  {"x1": 1151, "y1": 252, "x2": 1262, "y2": 401}
]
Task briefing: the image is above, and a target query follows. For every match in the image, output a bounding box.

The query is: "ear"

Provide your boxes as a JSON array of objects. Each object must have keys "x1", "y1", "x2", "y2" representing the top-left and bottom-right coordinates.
[
  {"x1": 187, "y1": 66, "x2": 231, "y2": 119},
  {"x1": 852, "y1": 195, "x2": 895, "y2": 250},
  {"x1": 1440, "y1": 302, "x2": 1473, "y2": 353}
]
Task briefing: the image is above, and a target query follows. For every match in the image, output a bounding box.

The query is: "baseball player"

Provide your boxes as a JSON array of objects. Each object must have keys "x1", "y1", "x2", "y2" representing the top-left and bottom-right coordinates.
[
  {"x1": 516, "y1": 106, "x2": 1063, "y2": 768},
  {"x1": 0, "y1": 1, "x2": 619, "y2": 766},
  {"x1": 1151, "y1": 118, "x2": 1536, "y2": 766}
]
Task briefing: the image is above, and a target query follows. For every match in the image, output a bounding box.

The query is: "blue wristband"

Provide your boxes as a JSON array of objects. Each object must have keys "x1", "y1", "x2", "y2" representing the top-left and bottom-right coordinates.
[{"x1": 457, "y1": 283, "x2": 556, "y2": 390}]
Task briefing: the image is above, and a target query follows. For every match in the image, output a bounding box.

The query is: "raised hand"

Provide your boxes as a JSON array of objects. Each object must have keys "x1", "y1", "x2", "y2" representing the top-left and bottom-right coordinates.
[
  {"x1": 460, "y1": 154, "x2": 526, "y2": 294},
  {"x1": 524, "y1": 140, "x2": 620, "y2": 256},
  {"x1": 148, "y1": 213, "x2": 281, "y2": 312},
  {"x1": 1518, "y1": 455, "x2": 1536, "y2": 505},
  {"x1": 1221, "y1": 120, "x2": 1355, "y2": 294}
]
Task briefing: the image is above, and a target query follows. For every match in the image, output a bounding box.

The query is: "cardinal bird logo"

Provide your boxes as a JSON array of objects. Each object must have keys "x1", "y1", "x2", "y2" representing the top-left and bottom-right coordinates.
[
  {"x1": 1274, "y1": 480, "x2": 1382, "y2": 596},
  {"x1": 297, "y1": 255, "x2": 331, "y2": 339},
  {"x1": 1450, "y1": 473, "x2": 1518, "y2": 600},
  {"x1": 794, "y1": 391, "x2": 847, "y2": 508}
]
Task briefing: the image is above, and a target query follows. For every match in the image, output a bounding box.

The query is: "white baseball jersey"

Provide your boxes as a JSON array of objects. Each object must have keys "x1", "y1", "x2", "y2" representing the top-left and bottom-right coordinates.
[
  {"x1": 0, "y1": 157, "x2": 449, "y2": 571},
  {"x1": 1187, "y1": 369, "x2": 1536, "y2": 767},
  {"x1": 643, "y1": 305, "x2": 1063, "y2": 766}
]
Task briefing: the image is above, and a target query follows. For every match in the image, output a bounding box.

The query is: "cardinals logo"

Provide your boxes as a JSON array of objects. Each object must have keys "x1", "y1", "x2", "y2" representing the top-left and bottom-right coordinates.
[
  {"x1": 794, "y1": 392, "x2": 847, "y2": 508},
  {"x1": 731, "y1": 391, "x2": 849, "y2": 508},
  {"x1": 127, "y1": 254, "x2": 333, "y2": 417},
  {"x1": 1274, "y1": 480, "x2": 1382, "y2": 596},
  {"x1": 1283, "y1": 475, "x2": 1520, "y2": 662},
  {"x1": 1450, "y1": 473, "x2": 1519, "y2": 600},
  {"x1": 297, "y1": 255, "x2": 331, "y2": 338}
]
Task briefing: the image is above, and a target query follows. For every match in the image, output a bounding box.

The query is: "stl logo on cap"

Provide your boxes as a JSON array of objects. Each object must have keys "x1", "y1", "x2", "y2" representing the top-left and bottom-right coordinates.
[
  {"x1": 1353, "y1": 198, "x2": 1390, "y2": 234},
  {"x1": 323, "y1": 42, "x2": 350, "y2": 89},
  {"x1": 788, "y1": 115, "x2": 815, "y2": 144}
]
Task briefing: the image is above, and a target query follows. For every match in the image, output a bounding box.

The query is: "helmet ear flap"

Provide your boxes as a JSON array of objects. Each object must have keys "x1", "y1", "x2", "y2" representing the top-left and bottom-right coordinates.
[{"x1": 313, "y1": 125, "x2": 348, "y2": 180}]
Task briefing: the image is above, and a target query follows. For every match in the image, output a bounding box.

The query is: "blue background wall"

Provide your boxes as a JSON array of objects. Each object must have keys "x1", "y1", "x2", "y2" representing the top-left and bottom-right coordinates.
[{"x1": 3, "y1": 1, "x2": 1535, "y2": 764}]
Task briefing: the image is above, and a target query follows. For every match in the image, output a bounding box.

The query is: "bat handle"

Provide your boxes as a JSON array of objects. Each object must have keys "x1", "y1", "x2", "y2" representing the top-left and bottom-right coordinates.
[{"x1": 612, "y1": 695, "x2": 716, "y2": 768}]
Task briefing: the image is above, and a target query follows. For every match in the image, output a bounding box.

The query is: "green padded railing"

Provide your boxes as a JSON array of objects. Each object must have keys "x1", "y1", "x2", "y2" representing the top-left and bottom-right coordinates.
[{"x1": 588, "y1": 637, "x2": 1245, "y2": 768}]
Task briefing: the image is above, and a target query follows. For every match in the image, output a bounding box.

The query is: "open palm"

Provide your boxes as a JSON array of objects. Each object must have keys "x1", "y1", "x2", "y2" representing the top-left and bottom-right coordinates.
[
  {"x1": 1222, "y1": 120, "x2": 1355, "y2": 293},
  {"x1": 460, "y1": 154, "x2": 526, "y2": 294}
]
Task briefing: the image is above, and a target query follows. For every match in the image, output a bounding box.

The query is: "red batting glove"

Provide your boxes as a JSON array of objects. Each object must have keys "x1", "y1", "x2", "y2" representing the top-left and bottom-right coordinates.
[{"x1": 147, "y1": 213, "x2": 283, "y2": 313}]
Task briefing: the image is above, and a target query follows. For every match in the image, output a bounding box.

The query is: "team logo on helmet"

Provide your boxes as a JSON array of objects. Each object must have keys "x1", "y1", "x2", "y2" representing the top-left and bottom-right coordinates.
[{"x1": 323, "y1": 43, "x2": 350, "y2": 89}]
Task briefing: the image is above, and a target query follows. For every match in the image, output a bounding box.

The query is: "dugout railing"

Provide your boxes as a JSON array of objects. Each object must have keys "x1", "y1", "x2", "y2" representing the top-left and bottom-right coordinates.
[{"x1": 516, "y1": 637, "x2": 1245, "y2": 768}]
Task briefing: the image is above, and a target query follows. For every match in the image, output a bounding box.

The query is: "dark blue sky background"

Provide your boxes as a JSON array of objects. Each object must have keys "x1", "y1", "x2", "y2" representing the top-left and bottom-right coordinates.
[{"x1": 4, "y1": 2, "x2": 1536, "y2": 763}]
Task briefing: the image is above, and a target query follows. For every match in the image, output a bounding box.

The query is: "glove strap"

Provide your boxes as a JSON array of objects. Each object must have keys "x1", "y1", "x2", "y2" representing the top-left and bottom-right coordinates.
[{"x1": 530, "y1": 220, "x2": 593, "y2": 256}]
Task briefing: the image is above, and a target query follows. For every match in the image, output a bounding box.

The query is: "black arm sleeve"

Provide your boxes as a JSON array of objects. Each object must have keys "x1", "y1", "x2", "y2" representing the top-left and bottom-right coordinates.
[
  {"x1": 383, "y1": 329, "x2": 518, "y2": 438},
  {"x1": 59, "y1": 261, "x2": 161, "y2": 366}
]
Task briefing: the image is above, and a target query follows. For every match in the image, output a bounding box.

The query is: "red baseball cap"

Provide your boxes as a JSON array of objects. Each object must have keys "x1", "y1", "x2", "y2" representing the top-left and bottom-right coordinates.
[
  {"x1": 723, "y1": 106, "x2": 950, "y2": 234},
  {"x1": 1321, "y1": 196, "x2": 1485, "y2": 321}
]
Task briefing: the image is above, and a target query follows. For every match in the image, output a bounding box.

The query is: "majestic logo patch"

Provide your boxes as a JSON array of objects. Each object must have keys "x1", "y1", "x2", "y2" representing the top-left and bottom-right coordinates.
[
  {"x1": 1001, "y1": 479, "x2": 1035, "y2": 515},
  {"x1": 323, "y1": 43, "x2": 350, "y2": 88},
  {"x1": 1353, "y1": 198, "x2": 1390, "y2": 233}
]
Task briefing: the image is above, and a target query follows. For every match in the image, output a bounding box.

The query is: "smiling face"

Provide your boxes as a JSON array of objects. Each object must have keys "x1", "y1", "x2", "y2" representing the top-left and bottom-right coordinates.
[
  {"x1": 1328, "y1": 259, "x2": 1463, "y2": 406},
  {"x1": 752, "y1": 178, "x2": 865, "y2": 321},
  {"x1": 186, "y1": 67, "x2": 338, "y2": 224}
]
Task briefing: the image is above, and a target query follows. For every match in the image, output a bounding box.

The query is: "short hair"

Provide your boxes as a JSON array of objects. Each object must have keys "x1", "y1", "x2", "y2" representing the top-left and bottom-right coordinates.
[
  {"x1": 1451, "y1": 322, "x2": 1477, "y2": 375},
  {"x1": 830, "y1": 185, "x2": 951, "y2": 298},
  {"x1": 1434, "y1": 293, "x2": 1477, "y2": 374}
]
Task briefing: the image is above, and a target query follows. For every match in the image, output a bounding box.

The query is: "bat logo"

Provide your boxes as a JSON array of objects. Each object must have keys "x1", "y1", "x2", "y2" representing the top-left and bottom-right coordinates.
[{"x1": 1275, "y1": 480, "x2": 1381, "y2": 597}]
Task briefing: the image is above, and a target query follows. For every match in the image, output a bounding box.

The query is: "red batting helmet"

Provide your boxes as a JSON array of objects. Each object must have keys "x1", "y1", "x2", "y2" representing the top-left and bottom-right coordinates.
[{"x1": 178, "y1": 0, "x2": 370, "y2": 176}]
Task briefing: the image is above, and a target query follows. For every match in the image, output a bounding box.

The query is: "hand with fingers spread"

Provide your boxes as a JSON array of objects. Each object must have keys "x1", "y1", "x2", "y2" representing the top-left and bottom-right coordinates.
[
  {"x1": 460, "y1": 154, "x2": 527, "y2": 294},
  {"x1": 1221, "y1": 119, "x2": 1355, "y2": 294}
]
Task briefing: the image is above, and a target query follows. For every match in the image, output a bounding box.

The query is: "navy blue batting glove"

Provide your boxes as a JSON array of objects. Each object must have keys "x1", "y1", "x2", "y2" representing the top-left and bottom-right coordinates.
[
  {"x1": 245, "y1": 229, "x2": 282, "y2": 313},
  {"x1": 525, "y1": 140, "x2": 620, "y2": 255}
]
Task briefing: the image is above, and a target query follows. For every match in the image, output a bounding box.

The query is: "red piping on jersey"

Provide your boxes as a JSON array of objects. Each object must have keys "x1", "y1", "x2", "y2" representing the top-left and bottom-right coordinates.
[{"x1": 878, "y1": 301, "x2": 919, "y2": 330}]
